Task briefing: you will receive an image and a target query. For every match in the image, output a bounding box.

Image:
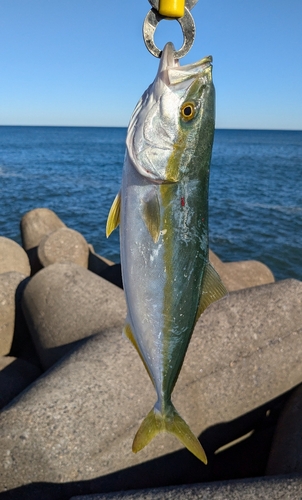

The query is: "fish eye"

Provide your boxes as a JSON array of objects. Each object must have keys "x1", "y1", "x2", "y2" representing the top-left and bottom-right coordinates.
[{"x1": 180, "y1": 102, "x2": 195, "y2": 121}]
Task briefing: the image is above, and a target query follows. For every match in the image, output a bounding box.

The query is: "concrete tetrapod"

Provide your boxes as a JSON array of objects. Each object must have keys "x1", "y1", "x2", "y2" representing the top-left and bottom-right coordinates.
[
  {"x1": 20, "y1": 208, "x2": 66, "y2": 251},
  {"x1": 20, "y1": 208, "x2": 67, "y2": 275},
  {"x1": 209, "y1": 249, "x2": 274, "y2": 292},
  {"x1": 21, "y1": 262, "x2": 127, "y2": 370},
  {"x1": 0, "y1": 237, "x2": 30, "y2": 277},
  {"x1": 69, "y1": 475, "x2": 302, "y2": 500},
  {"x1": 37, "y1": 227, "x2": 89, "y2": 268},
  {"x1": 0, "y1": 272, "x2": 27, "y2": 356},
  {"x1": 0, "y1": 279, "x2": 302, "y2": 494},
  {"x1": 0, "y1": 356, "x2": 42, "y2": 409}
]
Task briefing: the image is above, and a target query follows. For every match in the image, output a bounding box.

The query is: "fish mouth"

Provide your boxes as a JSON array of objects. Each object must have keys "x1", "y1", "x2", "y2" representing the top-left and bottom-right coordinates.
[
  {"x1": 158, "y1": 42, "x2": 179, "y2": 69},
  {"x1": 157, "y1": 42, "x2": 212, "y2": 87}
]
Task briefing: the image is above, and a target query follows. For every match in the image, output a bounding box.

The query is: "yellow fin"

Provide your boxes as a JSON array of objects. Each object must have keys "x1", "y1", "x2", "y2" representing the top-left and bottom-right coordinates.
[
  {"x1": 132, "y1": 403, "x2": 207, "y2": 464},
  {"x1": 106, "y1": 191, "x2": 121, "y2": 238},
  {"x1": 196, "y1": 262, "x2": 228, "y2": 321},
  {"x1": 142, "y1": 191, "x2": 161, "y2": 243},
  {"x1": 123, "y1": 323, "x2": 154, "y2": 387}
]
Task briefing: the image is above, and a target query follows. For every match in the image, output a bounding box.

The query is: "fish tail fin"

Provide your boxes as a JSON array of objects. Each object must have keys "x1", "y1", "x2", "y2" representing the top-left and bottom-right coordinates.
[{"x1": 132, "y1": 402, "x2": 207, "y2": 464}]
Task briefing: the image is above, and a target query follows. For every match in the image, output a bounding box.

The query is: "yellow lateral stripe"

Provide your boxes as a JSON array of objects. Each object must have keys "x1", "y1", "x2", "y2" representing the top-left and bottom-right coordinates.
[
  {"x1": 159, "y1": 0, "x2": 185, "y2": 18},
  {"x1": 106, "y1": 191, "x2": 121, "y2": 238}
]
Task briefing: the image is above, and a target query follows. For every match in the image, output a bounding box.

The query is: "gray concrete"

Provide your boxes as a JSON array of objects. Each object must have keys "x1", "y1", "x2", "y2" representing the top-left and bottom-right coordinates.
[
  {"x1": 0, "y1": 356, "x2": 41, "y2": 409},
  {"x1": 0, "y1": 279, "x2": 302, "y2": 492},
  {"x1": 266, "y1": 383, "x2": 302, "y2": 475},
  {"x1": 209, "y1": 249, "x2": 275, "y2": 291},
  {"x1": 21, "y1": 262, "x2": 126, "y2": 369},
  {"x1": 0, "y1": 272, "x2": 27, "y2": 356},
  {"x1": 176, "y1": 278, "x2": 302, "y2": 432},
  {"x1": 20, "y1": 208, "x2": 66, "y2": 250},
  {"x1": 38, "y1": 227, "x2": 89, "y2": 268},
  {"x1": 70, "y1": 475, "x2": 302, "y2": 500},
  {"x1": 0, "y1": 237, "x2": 30, "y2": 276},
  {"x1": 6, "y1": 273, "x2": 41, "y2": 366}
]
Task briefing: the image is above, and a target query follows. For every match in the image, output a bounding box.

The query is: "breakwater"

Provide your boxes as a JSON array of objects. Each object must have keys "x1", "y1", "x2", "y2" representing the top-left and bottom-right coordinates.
[{"x1": 0, "y1": 207, "x2": 302, "y2": 499}]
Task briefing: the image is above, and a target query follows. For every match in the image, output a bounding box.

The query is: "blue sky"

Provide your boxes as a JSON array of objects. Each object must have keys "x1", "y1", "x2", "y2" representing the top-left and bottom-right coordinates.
[{"x1": 1, "y1": 0, "x2": 302, "y2": 129}]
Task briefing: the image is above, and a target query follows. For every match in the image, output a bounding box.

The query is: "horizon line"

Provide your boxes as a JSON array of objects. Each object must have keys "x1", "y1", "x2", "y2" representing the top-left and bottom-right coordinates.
[{"x1": 0, "y1": 124, "x2": 302, "y2": 132}]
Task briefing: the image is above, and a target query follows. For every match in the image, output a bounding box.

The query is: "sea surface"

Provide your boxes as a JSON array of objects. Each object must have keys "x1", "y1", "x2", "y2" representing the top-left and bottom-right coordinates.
[{"x1": 0, "y1": 126, "x2": 301, "y2": 281}]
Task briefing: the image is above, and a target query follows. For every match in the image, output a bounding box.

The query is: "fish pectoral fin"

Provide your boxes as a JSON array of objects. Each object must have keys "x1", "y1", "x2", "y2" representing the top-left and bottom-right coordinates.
[
  {"x1": 123, "y1": 322, "x2": 154, "y2": 386},
  {"x1": 142, "y1": 191, "x2": 161, "y2": 243},
  {"x1": 106, "y1": 191, "x2": 121, "y2": 238},
  {"x1": 196, "y1": 262, "x2": 228, "y2": 321},
  {"x1": 133, "y1": 403, "x2": 207, "y2": 464}
]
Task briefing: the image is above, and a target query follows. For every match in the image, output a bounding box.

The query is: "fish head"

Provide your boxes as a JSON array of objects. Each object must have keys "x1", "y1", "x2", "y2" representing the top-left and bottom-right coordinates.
[{"x1": 126, "y1": 42, "x2": 215, "y2": 183}]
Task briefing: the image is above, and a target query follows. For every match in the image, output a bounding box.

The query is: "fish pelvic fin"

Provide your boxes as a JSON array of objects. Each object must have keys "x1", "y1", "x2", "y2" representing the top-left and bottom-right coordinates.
[
  {"x1": 106, "y1": 191, "x2": 121, "y2": 238},
  {"x1": 132, "y1": 402, "x2": 207, "y2": 464}
]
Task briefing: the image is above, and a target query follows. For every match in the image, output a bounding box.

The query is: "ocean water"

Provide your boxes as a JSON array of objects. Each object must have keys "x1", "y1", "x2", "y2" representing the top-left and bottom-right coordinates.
[{"x1": 0, "y1": 126, "x2": 301, "y2": 282}]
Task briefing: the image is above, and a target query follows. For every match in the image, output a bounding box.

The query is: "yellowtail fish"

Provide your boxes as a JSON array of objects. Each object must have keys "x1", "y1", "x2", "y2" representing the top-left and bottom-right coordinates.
[{"x1": 106, "y1": 42, "x2": 227, "y2": 463}]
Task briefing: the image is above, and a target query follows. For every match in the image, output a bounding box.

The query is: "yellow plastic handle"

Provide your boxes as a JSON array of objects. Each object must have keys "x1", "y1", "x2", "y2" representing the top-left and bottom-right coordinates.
[{"x1": 159, "y1": 0, "x2": 185, "y2": 18}]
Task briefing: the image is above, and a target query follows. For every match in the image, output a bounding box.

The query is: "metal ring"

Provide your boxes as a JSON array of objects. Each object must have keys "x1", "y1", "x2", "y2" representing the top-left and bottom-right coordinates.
[{"x1": 142, "y1": 7, "x2": 196, "y2": 59}]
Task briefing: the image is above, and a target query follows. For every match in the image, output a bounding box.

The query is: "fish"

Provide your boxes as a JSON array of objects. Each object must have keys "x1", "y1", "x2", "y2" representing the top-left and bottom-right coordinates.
[{"x1": 106, "y1": 42, "x2": 227, "y2": 463}]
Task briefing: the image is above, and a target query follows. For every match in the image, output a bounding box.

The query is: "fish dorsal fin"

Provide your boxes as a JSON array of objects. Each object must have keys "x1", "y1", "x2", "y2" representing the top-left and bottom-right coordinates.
[
  {"x1": 123, "y1": 322, "x2": 155, "y2": 387},
  {"x1": 106, "y1": 191, "x2": 121, "y2": 238},
  {"x1": 195, "y1": 262, "x2": 228, "y2": 322},
  {"x1": 142, "y1": 191, "x2": 161, "y2": 243}
]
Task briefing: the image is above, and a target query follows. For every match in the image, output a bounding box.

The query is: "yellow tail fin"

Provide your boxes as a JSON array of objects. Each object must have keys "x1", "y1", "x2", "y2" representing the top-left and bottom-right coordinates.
[{"x1": 132, "y1": 403, "x2": 207, "y2": 464}]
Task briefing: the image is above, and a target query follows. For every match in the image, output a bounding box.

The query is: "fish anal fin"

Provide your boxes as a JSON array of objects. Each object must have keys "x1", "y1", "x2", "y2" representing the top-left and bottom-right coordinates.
[
  {"x1": 106, "y1": 191, "x2": 121, "y2": 238},
  {"x1": 142, "y1": 191, "x2": 161, "y2": 243},
  {"x1": 123, "y1": 323, "x2": 154, "y2": 386},
  {"x1": 196, "y1": 262, "x2": 228, "y2": 321},
  {"x1": 133, "y1": 403, "x2": 207, "y2": 464}
]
